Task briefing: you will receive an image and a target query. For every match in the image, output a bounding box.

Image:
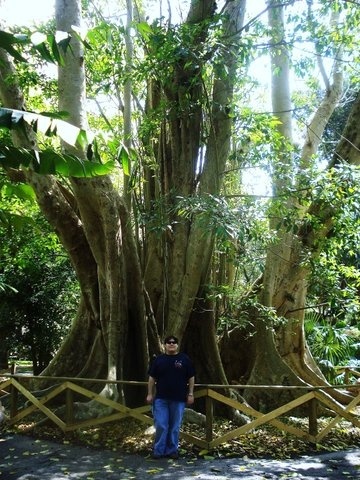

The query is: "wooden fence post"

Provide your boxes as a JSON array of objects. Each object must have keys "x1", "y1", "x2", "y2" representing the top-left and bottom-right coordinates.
[
  {"x1": 65, "y1": 387, "x2": 74, "y2": 426},
  {"x1": 308, "y1": 397, "x2": 318, "y2": 437},
  {"x1": 205, "y1": 389, "x2": 213, "y2": 445},
  {"x1": 10, "y1": 381, "x2": 18, "y2": 419}
]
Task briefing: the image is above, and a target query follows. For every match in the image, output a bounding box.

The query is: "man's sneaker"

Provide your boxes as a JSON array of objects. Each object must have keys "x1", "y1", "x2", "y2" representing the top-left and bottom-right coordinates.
[{"x1": 151, "y1": 453, "x2": 162, "y2": 459}]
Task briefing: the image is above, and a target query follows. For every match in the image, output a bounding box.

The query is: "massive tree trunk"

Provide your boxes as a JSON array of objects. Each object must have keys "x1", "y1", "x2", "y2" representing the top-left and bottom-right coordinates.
[
  {"x1": 276, "y1": 8, "x2": 346, "y2": 389},
  {"x1": 49, "y1": 0, "x2": 148, "y2": 402},
  {"x1": 275, "y1": 87, "x2": 360, "y2": 402},
  {"x1": 143, "y1": 0, "x2": 246, "y2": 374},
  {"x1": 1, "y1": 0, "x2": 247, "y2": 398},
  {"x1": 0, "y1": 0, "x2": 148, "y2": 407}
]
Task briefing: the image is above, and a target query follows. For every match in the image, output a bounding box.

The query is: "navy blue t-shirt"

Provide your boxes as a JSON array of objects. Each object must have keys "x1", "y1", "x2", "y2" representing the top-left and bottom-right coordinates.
[{"x1": 148, "y1": 352, "x2": 195, "y2": 402}]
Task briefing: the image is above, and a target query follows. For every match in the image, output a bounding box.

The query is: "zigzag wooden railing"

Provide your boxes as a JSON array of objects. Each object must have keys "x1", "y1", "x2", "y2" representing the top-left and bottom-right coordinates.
[
  {"x1": 0, "y1": 375, "x2": 359, "y2": 449},
  {"x1": 335, "y1": 366, "x2": 360, "y2": 384},
  {"x1": 0, "y1": 376, "x2": 153, "y2": 432},
  {"x1": 193, "y1": 386, "x2": 360, "y2": 448}
]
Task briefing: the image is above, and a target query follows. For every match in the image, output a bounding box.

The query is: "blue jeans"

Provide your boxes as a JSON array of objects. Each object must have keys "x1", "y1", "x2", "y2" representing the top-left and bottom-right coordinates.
[{"x1": 152, "y1": 398, "x2": 186, "y2": 456}]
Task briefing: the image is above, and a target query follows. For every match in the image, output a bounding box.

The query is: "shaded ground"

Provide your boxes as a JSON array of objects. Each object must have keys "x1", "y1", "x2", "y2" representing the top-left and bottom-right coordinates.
[
  {"x1": 10, "y1": 415, "x2": 360, "y2": 460},
  {"x1": 0, "y1": 432, "x2": 359, "y2": 479},
  {"x1": 1, "y1": 377, "x2": 360, "y2": 480}
]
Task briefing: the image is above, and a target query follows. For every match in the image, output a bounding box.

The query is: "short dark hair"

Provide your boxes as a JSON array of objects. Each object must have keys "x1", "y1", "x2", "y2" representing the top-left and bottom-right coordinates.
[{"x1": 164, "y1": 335, "x2": 179, "y2": 344}]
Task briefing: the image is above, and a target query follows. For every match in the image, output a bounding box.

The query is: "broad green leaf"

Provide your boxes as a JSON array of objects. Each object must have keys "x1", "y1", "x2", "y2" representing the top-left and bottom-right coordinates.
[
  {"x1": 3, "y1": 183, "x2": 36, "y2": 202},
  {"x1": 136, "y1": 22, "x2": 153, "y2": 41},
  {"x1": 40, "y1": 111, "x2": 70, "y2": 120},
  {"x1": 118, "y1": 146, "x2": 130, "y2": 176},
  {"x1": 0, "y1": 107, "x2": 92, "y2": 149},
  {"x1": 0, "y1": 146, "x2": 34, "y2": 168},
  {"x1": 0, "y1": 108, "x2": 113, "y2": 178},
  {"x1": 33, "y1": 42, "x2": 56, "y2": 64},
  {"x1": 50, "y1": 35, "x2": 65, "y2": 66},
  {"x1": 0, "y1": 146, "x2": 114, "y2": 178},
  {"x1": 0, "y1": 30, "x2": 27, "y2": 62},
  {"x1": 71, "y1": 25, "x2": 92, "y2": 49},
  {"x1": 57, "y1": 36, "x2": 72, "y2": 54},
  {"x1": 0, "y1": 28, "x2": 78, "y2": 65},
  {"x1": 76, "y1": 129, "x2": 90, "y2": 151}
]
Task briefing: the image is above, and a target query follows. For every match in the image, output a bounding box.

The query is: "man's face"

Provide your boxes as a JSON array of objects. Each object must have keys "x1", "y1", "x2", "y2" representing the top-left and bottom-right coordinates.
[{"x1": 164, "y1": 339, "x2": 178, "y2": 355}]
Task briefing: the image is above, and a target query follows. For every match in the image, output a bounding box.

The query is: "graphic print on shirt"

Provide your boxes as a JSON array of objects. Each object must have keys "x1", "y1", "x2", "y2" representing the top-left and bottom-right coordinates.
[{"x1": 174, "y1": 360, "x2": 183, "y2": 369}]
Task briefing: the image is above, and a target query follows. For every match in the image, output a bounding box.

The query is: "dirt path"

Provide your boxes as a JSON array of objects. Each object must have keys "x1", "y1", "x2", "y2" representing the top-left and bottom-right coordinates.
[{"x1": 0, "y1": 433, "x2": 359, "y2": 479}]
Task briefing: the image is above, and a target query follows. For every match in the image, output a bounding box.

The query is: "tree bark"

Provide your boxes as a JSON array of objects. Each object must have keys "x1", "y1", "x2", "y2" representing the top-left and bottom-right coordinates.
[{"x1": 143, "y1": 0, "x2": 246, "y2": 359}]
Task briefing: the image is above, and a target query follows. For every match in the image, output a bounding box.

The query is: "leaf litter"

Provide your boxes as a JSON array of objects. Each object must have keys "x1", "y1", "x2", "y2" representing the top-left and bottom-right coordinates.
[{"x1": 2, "y1": 415, "x2": 359, "y2": 460}]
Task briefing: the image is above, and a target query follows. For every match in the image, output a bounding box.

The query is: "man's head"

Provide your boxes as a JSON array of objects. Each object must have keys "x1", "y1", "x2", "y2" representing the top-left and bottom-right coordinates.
[{"x1": 164, "y1": 335, "x2": 179, "y2": 354}]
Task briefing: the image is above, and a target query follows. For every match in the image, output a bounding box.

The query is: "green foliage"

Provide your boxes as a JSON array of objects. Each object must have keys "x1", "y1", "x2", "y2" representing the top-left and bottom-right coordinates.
[
  {"x1": 214, "y1": 294, "x2": 280, "y2": 333},
  {"x1": 176, "y1": 194, "x2": 238, "y2": 239},
  {"x1": 85, "y1": 20, "x2": 126, "y2": 94},
  {"x1": 0, "y1": 108, "x2": 115, "y2": 177},
  {"x1": 306, "y1": 163, "x2": 360, "y2": 325},
  {"x1": 0, "y1": 28, "x2": 72, "y2": 64},
  {"x1": 0, "y1": 26, "x2": 118, "y2": 179},
  {"x1": 0, "y1": 195, "x2": 78, "y2": 373},
  {"x1": 305, "y1": 311, "x2": 356, "y2": 383},
  {"x1": 230, "y1": 108, "x2": 286, "y2": 171},
  {"x1": 139, "y1": 192, "x2": 270, "y2": 248},
  {"x1": 1, "y1": 258, "x2": 77, "y2": 373}
]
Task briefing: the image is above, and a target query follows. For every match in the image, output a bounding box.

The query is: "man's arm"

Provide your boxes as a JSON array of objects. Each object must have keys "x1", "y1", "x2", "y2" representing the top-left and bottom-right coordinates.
[
  {"x1": 187, "y1": 376, "x2": 195, "y2": 405},
  {"x1": 146, "y1": 376, "x2": 156, "y2": 404}
]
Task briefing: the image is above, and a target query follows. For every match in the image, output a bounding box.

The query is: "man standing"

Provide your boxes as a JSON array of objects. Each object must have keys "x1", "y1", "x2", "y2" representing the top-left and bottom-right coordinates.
[{"x1": 146, "y1": 335, "x2": 195, "y2": 459}]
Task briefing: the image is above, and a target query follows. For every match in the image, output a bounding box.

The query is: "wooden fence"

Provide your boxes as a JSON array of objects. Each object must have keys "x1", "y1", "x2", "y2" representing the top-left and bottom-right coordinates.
[
  {"x1": 335, "y1": 365, "x2": 360, "y2": 384},
  {"x1": 1, "y1": 374, "x2": 360, "y2": 449}
]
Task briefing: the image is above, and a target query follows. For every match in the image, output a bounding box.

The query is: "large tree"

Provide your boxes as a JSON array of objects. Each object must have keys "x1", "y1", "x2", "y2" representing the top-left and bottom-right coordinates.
[
  {"x1": 243, "y1": 0, "x2": 350, "y2": 407},
  {"x1": 1, "y1": 0, "x2": 359, "y2": 412},
  {"x1": 0, "y1": 0, "x2": 247, "y2": 403}
]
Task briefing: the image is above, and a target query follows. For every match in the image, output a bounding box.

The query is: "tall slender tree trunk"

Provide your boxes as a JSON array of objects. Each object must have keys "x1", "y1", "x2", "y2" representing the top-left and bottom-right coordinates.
[
  {"x1": 244, "y1": 0, "x2": 303, "y2": 406},
  {"x1": 244, "y1": 1, "x2": 351, "y2": 407}
]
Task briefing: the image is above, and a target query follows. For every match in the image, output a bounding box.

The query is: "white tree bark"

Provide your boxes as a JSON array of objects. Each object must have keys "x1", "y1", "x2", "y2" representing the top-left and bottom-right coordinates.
[
  {"x1": 254, "y1": 1, "x2": 350, "y2": 404},
  {"x1": 56, "y1": 0, "x2": 87, "y2": 134},
  {"x1": 300, "y1": 10, "x2": 343, "y2": 169},
  {"x1": 123, "y1": 0, "x2": 133, "y2": 208}
]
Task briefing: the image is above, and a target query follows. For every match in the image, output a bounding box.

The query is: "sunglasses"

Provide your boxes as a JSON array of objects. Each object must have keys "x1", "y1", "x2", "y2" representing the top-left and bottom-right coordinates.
[{"x1": 166, "y1": 341, "x2": 178, "y2": 344}]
